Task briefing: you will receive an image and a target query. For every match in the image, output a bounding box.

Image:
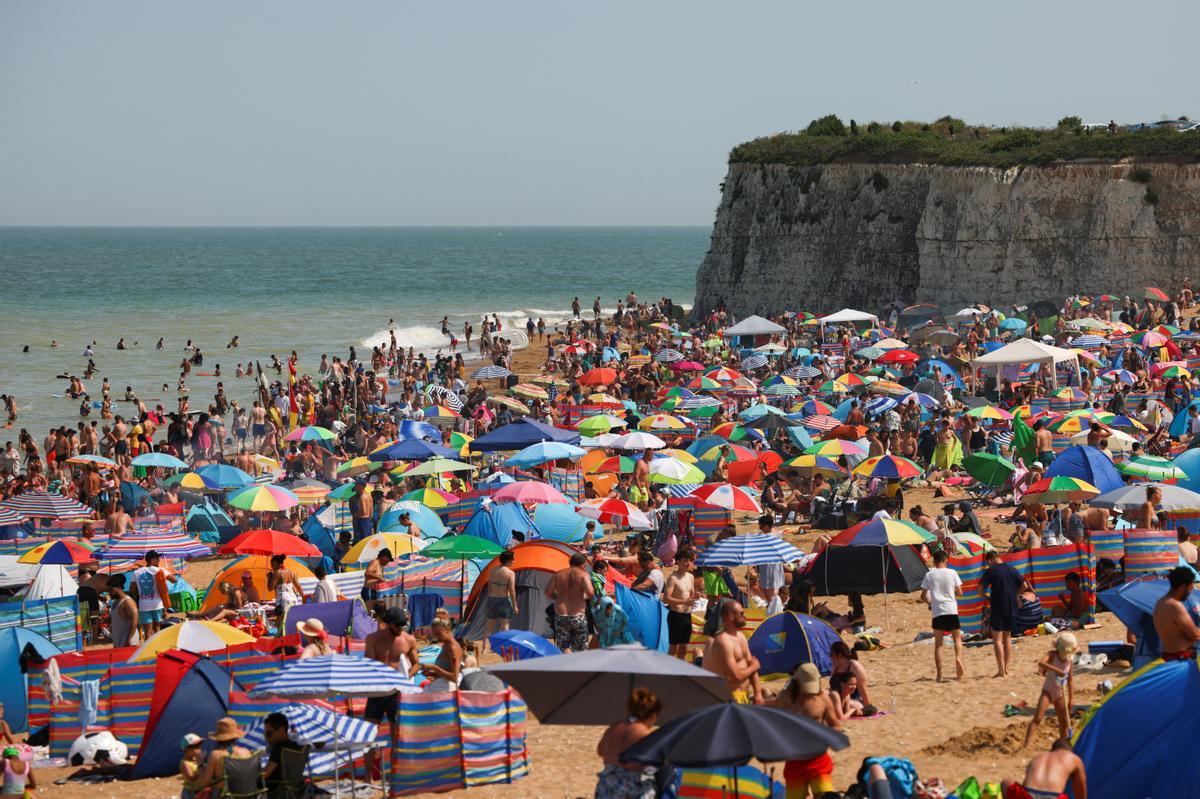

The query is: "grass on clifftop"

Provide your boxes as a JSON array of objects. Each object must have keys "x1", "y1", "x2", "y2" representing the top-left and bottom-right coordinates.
[{"x1": 730, "y1": 116, "x2": 1200, "y2": 168}]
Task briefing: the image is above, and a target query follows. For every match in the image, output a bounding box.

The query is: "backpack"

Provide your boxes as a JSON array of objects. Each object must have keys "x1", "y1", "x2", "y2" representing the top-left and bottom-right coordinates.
[{"x1": 857, "y1": 756, "x2": 919, "y2": 799}]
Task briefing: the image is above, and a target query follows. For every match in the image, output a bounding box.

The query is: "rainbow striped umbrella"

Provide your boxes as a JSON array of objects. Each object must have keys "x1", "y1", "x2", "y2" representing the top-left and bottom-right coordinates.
[
  {"x1": 852, "y1": 455, "x2": 923, "y2": 480},
  {"x1": 638, "y1": 414, "x2": 691, "y2": 431},
  {"x1": 2, "y1": 491, "x2": 91, "y2": 520},
  {"x1": 576, "y1": 415, "x2": 627, "y2": 436},
  {"x1": 834, "y1": 373, "x2": 869, "y2": 387},
  {"x1": 805, "y1": 439, "x2": 867, "y2": 458},
  {"x1": 1160, "y1": 365, "x2": 1192, "y2": 379},
  {"x1": 510, "y1": 383, "x2": 550, "y2": 400},
  {"x1": 829, "y1": 518, "x2": 934, "y2": 546},
  {"x1": 97, "y1": 529, "x2": 211, "y2": 560},
  {"x1": 1022, "y1": 476, "x2": 1101, "y2": 504},
  {"x1": 1131, "y1": 330, "x2": 1169, "y2": 348},
  {"x1": 448, "y1": 431, "x2": 475, "y2": 457},
  {"x1": 400, "y1": 487, "x2": 460, "y2": 508},
  {"x1": 227, "y1": 484, "x2": 301, "y2": 512},
  {"x1": 66, "y1": 454, "x2": 117, "y2": 467},
  {"x1": 705, "y1": 367, "x2": 743, "y2": 383},
  {"x1": 0, "y1": 508, "x2": 27, "y2": 526},
  {"x1": 964, "y1": 405, "x2": 1013, "y2": 421},
  {"x1": 711, "y1": 423, "x2": 763, "y2": 443},
  {"x1": 337, "y1": 457, "x2": 383, "y2": 477},
  {"x1": 779, "y1": 454, "x2": 844, "y2": 477},
  {"x1": 287, "y1": 478, "x2": 331, "y2": 505},
  {"x1": 685, "y1": 376, "x2": 723, "y2": 391},
  {"x1": 817, "y1": 380, "x2": 853, "y2": 396},
  {"x1": 18, "y1": 539, "x2": 96, "y2": 565},
  {"x1": 687, "y1": 483, "x2": 763, "y2": 513},
  {"x1": 284, "y1": 425, "x2": 337, "y2": 444},
  {"x1": 795, "y1": 399, "x2": 835, "y2": 416}
]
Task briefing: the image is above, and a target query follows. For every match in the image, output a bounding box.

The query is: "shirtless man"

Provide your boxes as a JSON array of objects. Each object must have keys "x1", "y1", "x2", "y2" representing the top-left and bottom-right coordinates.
[
  {"x1": 350, "y1": 480, "x2": 374, "y2": 542},
  {"x1": 1033, "y1": 420, "x2": 1055, "y2": 467},
  {"x1": 363, "y1": 607, "x2": 420, "y2": 779},
  {"x1": 633, "y1": 451, "x2": 651, "y2": 493},
  {"x1": 775, "y1": 663, "x2": 841, "y2": 797},
  {"x1": 703, "y1": 600, "x2": 762, "y2": 704},
  {"x1": 663, "y1": 548, "x2": 697, "y2": 659},
  {"x1": 1001, "y1": 738, "x2": 1087, "y2": 799},
  {"x1": 361, "y1": 548, "x2": 393, "y2": 603},
  {"x1": 1085, "y1": 419, "x2": 1112, "y2": 449},
  {"x1": 266, "y1": 554, "x2": 304, "y2": 614},
  {"x1": 1137, "y1": 485, "x2": 1161, "y2": 529},
  {"x1": 1153, "y1": 566, "x2": 1200, "y2": 661},
  {"x1": 484, "y1": 550, "x2": 518, "y2": 648},
  {"x1": 544, "y1": 553, "x2": 594, "y2": 652},
  {"x1": 250, "y1": 401, "x2": 267, "y2": 451},
  {"x1": 103, "y1": 505, "x2": 134, "y2": 536},
  {"x1": 396, "y1": 511, "x2": 422, "y2": 539},
  {"x1": 1181, "y1": 527, "x2": 1200, "y2": 566}
]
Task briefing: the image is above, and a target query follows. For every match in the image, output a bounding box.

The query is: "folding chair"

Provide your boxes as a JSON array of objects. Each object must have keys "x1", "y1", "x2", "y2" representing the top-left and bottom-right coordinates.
[
  {"x1": 271, "y1": 745, "x2": 311, "y2": 799},
  {"x1": 219, "y1": 751, "x2": 266, "y2": 799}
]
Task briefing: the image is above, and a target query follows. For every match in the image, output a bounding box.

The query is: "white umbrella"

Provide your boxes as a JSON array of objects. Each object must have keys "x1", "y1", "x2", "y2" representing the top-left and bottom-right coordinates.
[
  {"x1": 1069, "y1": 428, "x2": 1136, "y2": 453},
  {"x1": 609, "y1": 432, "x2": 666, "y2": 450}
]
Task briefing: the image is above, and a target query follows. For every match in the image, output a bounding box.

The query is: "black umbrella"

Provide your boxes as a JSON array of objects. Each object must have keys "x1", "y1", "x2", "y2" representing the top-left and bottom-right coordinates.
[
  {"x1": 744, "y1": 414, "x2": 803, "y2": 432},
  {"x1": 620, "y1": 703, "x2": 849, "y2": 768},
  {"x1": 808, "y1": 544, "x2": 927, "y2": 596}
]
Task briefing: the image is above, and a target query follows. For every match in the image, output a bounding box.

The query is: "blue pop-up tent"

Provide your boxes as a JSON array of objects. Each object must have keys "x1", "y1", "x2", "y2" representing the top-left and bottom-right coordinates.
[
  {"x1": 748, "y1": 611, "x2": 843, "y2": 678},
  {"x1": 1099, "y1": 578, "x2": 1200, "y2": 669},
  {"x1": 0, "y1": 627, "x2": 62, "y2": 732},
  {"x1": 1045, "y1": 445, "x2": 1124, "y2": 493},
  {"x1": 462, "y1": 501, "x2": 538, "y2": 548},
  {"x1": 468, "y1": 419, "x2": 581, "y2": 453}
]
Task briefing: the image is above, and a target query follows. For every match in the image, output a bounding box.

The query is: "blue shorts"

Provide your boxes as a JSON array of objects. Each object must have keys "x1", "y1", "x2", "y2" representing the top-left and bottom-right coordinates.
[
  {"x1": 142, "y1": 608, "x2": 164, "y2": 624},
  {"x1": 353, "y1": 517, "x2": 374, "y2": 542},
  {"x1": 1038, "y1": 451, "x2": 1055, "y2": 466}
]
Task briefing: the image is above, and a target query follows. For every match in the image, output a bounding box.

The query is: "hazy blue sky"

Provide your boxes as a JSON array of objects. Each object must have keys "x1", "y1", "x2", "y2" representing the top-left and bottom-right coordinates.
[{"x1": 1, "y1": 1, "x2": 1195, "y2": 226}]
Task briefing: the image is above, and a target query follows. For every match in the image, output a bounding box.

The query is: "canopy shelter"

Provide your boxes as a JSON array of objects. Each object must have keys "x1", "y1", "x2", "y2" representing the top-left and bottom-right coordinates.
[
  {"x1": 721, "y1": 316, "x2": 786, "y2": 348},
  {"x1": 971, "y1": 337, "x2": 1081, "y2": 390},
  {"x1": 468, "y1": 418, "x2": 581, "y2": 453},
  {"x1": 819, "y1": 309, "x2": 879, "y2": 328}
]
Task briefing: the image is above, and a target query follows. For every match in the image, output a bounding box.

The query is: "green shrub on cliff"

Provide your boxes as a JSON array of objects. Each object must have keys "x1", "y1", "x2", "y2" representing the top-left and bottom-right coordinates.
[{"x1": 729, "y1": 117, "x2": 1200, "y2": 168}]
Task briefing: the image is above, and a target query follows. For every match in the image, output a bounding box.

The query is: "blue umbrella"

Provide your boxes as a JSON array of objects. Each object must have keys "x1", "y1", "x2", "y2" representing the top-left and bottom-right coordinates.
[
  {"x1": 480, "y1": 471, "x2": 516, "y2": 485},
  {"x1": 196, "y1": 463, "x2": 255, "y2": 489},
  {"x1": 998, "y1": 318, "x2": 1027, "y2": 332},
  {"x1": 248, "y1": 654, "x2": 422, "y2": 699},
  {"x1": 131, "y1": 452, "x2": 189, "y2": 469},
  {"x1": 695, "y1": 534, "x2": 805, "y2": 567},
  {"x1": 239, "y1": 703, "x2": 379, "y2": 776},
  {"x1": 471, "y1": 365, "x2": 512, "y2": 379},
  {"x1": 621, "y1": 702, "x2": 850, "y2": 767},
  {"x1": 368, "y1": 438, "x2": 456, "y2": 462},
  {"x1": 503, "y1": 441, "x2": 587, "y2": 469},
  {"x1": 740, "y1": 355, "x2": 769, "y2": 371},
  {"x1": 488, "y1": 630, "x2": 561, "y2": 661},
  {"x1": 119, "y1": 481, "x2": 152, "y2": 514}
]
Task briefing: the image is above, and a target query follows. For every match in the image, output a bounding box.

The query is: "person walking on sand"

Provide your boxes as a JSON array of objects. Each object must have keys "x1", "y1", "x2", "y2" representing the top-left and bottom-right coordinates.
[
  {"x1": 663, "y1": 548, "x2": 697, "y2": 660},
  {"x1": 982, "y1": 549, "x2": 1022, "y2": 677},
  {"x1": 921, "y1": 549, "x2": 965, "y2": 682},
  {"x1": 1021, "y1": 633, "x2": 1076, "y2": 749},
  {"x1": 484, "y1": 550, "x2": 518, "y2": 648},
  {"x1": 1002, "y1": 738, "x2": 1087, "y2": 799},
  {"x1": 545, "y1": 552, "x2": 594, "y2": 652}
]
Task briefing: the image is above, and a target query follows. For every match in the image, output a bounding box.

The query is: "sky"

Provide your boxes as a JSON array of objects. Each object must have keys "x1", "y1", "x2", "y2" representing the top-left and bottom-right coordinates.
[{"x1": 1, "y1": 1, "x2": 1196, "y2": 227}]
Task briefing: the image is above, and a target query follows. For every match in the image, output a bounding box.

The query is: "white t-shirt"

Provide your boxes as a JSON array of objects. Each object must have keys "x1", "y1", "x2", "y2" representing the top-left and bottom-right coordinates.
[
  {"x1": 920, "y1": 567, "x2": 962, "y2": 618},
  {"x1": 638, "y1": 568, "x2": 665, "y2": 598}
]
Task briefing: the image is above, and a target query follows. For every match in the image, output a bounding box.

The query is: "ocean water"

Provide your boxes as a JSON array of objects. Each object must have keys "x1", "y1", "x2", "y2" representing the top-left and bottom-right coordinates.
[{"x1": 0, "y1": 227, "x2": 706, "y2": 442}]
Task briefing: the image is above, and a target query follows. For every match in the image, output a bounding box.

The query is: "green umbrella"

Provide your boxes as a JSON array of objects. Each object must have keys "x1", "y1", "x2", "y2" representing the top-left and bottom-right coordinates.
[
  {"x1": 962, "y1": 452, "x2": 1017, "y2": 487},
  {"x1": 327, "y1": 482, "x2": 358, "y2": 501},
  {"x1": 421, "y1": 535, "x2": 504, "y2": 559},
  {"x1": 686, "y1": 405, "x2": 722, "y2": 419},
  {"x1": 400, "y1": 457, "x2": 477, "y2": 477},
  {"x1": 1118, "y1": 455, "x2": 1184, "y2": 481}
]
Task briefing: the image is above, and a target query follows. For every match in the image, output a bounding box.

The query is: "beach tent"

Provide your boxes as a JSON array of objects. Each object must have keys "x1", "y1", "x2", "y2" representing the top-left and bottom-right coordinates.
[
  {"x1": 0, "y1": 627, "x2": 61, "y2": 732},
  {"x1": 199, "y1": 555, "x2": 316, "y2": 614},
  {"x1": 282, "y1": 599, "x2": 374, "y2": 640},
  {"x1": 461, "y1": 541, "x2": 629, "y2": 641},
  {"x1": 300, "y1": 506, "x2": 338, "y2": 559},
  {"x1": 118, "y1": 481, "x2": 152, "y2": 514},
  {"x1": 379, "y1": 501, "x2": 447, "y2": 539},
  {"x1": 461, "y1": 501, "x2": 538, "y2": 548},
  {"x1": 807, "y1": 544, "x2": 927, "y2": 596},
  {"x1": 1174, "y1": 448, "x2": 1200, "y2": 493},
  {"x1": 186, "y1": 503, "x2": 238, "y2": 544},
  {"x1": 1073, "y1": 658, "x2": 1200, "y2": 799},
  {"x1": 1045, "y1": 445, "x2": 1124, "y2": 494},
  {"x1": 614, "y1": 582, "x2": 668, "y2": 652},
  {"x1": 1169, "y1": 400, "x2": 1200, "y2": 439},
  {"x1": 0, "y1": 557, "x2": 38, "y2": 590},
  {"x1": 748, "y1": 611, "x2": 843, "y2": 678},
  {"x1": 133, "y1": 653, "x2": 242, "y2": 778},
  {"x1": 532, "y1": 503, "x2": 591, "y2": 543},
  {"x1": 819, "y1": 309, "x2": 880, "y2": 327},
  {"x1": 24, "y1": 565, "x2": 77, "y2": 600},
  {"x1": 971, "y1": 338, "x2": 1081, "y2": 390},
  {"x1": 721, "y1": 316, "x2": 786, "y2": 337},
  {"x1": 468, "y1": 419, "x2": 581, "y2": 453}
]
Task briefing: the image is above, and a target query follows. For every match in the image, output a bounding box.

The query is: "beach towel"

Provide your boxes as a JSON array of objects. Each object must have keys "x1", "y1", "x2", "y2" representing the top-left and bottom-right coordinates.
[{"x1": 932, "y1": 436, "x2": 963, "y2": 470}]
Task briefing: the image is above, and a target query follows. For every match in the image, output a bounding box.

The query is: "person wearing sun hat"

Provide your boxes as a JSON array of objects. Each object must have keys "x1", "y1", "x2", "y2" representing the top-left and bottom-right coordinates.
[
  {"x1": 773, "y1": 663, "x2": 841, "y2": 799},
  {"x1": 1021, "y1": 632, "x2": 1077, "y2": 749},
  {"x1": 191, "y1": 717, "x2": 252, "y2": 794},
  {"x1": 297, "y1": 617, "x2": 332, "y2": 659}
]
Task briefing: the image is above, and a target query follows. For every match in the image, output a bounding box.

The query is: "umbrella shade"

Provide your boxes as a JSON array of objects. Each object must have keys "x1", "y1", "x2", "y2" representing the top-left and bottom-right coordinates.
[
  {"x1": 503, "y1": 442, "x2": 587, "y2": 469},
  {"x1": 647, "y1": 458, "x2": 706, "y2": 485},
  {"x1": 620, "y1": 702, "x2": 849, "y2": 767},
  {"x1": 196, "y1": 463, "x2": 255, "y2": 488},
  {"x1": 578, "y1": 368, "x2": 618, "y2": 385},
  {"x1": 368, "y1": 439, "x2": 457, "y2": 462},
  {"x1": 287, "y1": 478, "x2": 331, "y2": 505},
  {"x1": 876, "y1": 349, "x2": 919, "y2": 364},
  {"x1": 744, "y1": 414, "x2": 803, "y2": 432},
  {"x1": 509, "y1": 383, "x2": 549, "y2": 399},
  {"x1": 492, "y1": 481, "x2": 570, "y2": 505},
  {"x1": 488, "y1": 629, "x2": 561, "y2": 661},
  {"x1": 828, "y1": 518, "x2": 934, "y2": 546},
  {"x1": 239, "y1": 704, "x2": 378, "y2": 776},
  {"x1": 1145, "y1": 286, "x2": 1170, "y2": 302},
  {"x1": 688, "y1": 483, "x2": 763, "y2": 513},
  {"x1": 129, "y1": 620, "x2": 255, "y2": 661},
  {"x1": 248, "y1": 653, "x2": 423, "y2": 698},
  {"x1": 227, "y1": 484, "x2": 300, "y2": 512},
  {"x1": 399, "y1": 487, "x2": 459, "y2": 508},
  {"x1": 964, "y1": 405, "x2": 1013, "y2": 421},
  {"x1": 400, "y1": 457, "x2": 477, "y2": 477},
  {"x1": 591, "y1": 455, "x2": 637, "y2": 474},
  {"x1": 609, "y1": 432, "x2": 667, "y2": 451},
  {"x1": 695, "y1": 534, "x2": 804, "y2": 567},
  {"x1": 654, "y1": 349, "x2": 684, "y2": 362},
  {"x1": 1118, "y1": 456, "x2": 1185, "y2": 481},
  {"x1": 852, "y1": 455, "x2": 923, "y2": 480},
  {"x1": 95, "y1": 530, "x2": 211, "y2": 560},
  {"x1": 130, "y1": 452, "x2": 189, "y2": 469},
  {"x1": 962, "y1": 453, "x2": 1018, "y2": 486},
  {"x1": 575, "y1": 415, "x2": 626, "y2": 436},
  {"x1": 638, "y1": 414, "x2": 691, "y2": 432},
  {"x1": 341, "y1": 532, "x2": 426, "y2": 563},
  {"x1": 163, "y1": 472, "x2": 214, "y2": 490},
  {"x1": 337, "y1": 457, "x2": 383, "y2": 477},
  {"x1": 17, "y1": 539, "x2": 95, "y2": 565},
  {"x1": 283, "y1": 426, "x2": 336, "y2": 444},
  {"x1": 327, "y1": 481, "x2": 359, "y2": 501},
  {"x1": 485, "y1": 644, "x2": 730, "y2": 725},
  {"x1": 219, "y1": 529, "x2": 321, "y2": 557},
  {"x1": 2, "y1": 491, "x2": 92, "y2": 520},
  {"x1": 421, "y1": 535, "x2": 504, "y2": 559},
  {"x1": 804, "y1": 439, "x2": 867, "y2": 458},
  {"x1": 1091, "y1": 482, "x2": 1200, "y2": 512},
  {"x1": 471, "y1": 365, "x2": 512, "y2": 379},
  {"x1": 808, "y1": 544, "x2": 929, "y2": 596},
  {"x1": 0, "y1": 508, "x2": 27, "y2": 526},
  {"x1": 487, "y1": 396, "x2": 530, "y2": 414},
  {"x1": 779, "y1": 455, "x2": 843, "y2": 477},
  {"x1": 576, "y1": 499, "x2": 653, "y2": 530},
  {"x1": 1022, "y1": 476, "x2": 1101, "y2": 504}
]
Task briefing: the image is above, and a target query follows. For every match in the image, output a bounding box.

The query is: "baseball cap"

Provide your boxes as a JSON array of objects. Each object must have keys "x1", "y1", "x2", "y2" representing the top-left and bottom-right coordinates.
[
  {"x1": 382, "y1": 607, "x2": 409, "y2": 628},
  {"x1": 180, "y1": 733, "x2": 203, "y2": 751}
]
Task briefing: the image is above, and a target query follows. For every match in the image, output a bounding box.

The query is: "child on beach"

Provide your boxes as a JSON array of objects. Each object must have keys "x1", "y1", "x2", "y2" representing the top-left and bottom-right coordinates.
[{"x1": 1022, "y1": 632, "x2": 1076, "y2": 749}]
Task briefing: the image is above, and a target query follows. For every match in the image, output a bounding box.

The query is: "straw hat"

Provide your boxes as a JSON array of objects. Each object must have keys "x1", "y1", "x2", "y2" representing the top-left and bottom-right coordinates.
[
  {"x1": 793, "y1": 663, "x2": 821, "y2": 694},
  {"x1": 208, "y1": 717, "x2": 245, "y2": 742},
  {"x1": 1055, "y1": 632, "x2": 1079, "y2": 657},
  {"x1": 297, "y1": 618, "x2": 325, "y2": 638}
]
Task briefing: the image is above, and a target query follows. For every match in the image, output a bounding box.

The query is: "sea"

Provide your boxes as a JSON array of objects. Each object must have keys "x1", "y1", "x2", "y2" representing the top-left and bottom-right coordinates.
[{"x1": 0, "y1": 226, "x2": 707, "y2": 443}]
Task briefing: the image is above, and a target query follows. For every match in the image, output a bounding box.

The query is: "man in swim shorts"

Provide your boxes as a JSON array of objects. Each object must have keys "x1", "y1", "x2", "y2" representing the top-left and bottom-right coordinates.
[{"x1": 545, "y1": 552, "x2": 593, "y2": 652}]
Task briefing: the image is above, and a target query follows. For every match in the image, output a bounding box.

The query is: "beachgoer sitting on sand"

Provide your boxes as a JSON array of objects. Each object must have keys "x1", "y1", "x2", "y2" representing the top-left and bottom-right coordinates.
[
  {"x1": 1003, "y1": 738, "x2": 1087, "y2": 799},
  {"x1": 595, "y1": 688, "x2": 660, "y2": 799},
  {"x1": 1051, "y1": 572, "x2": 1089, "y2": 623},
  {"x1": 829, "y1": 640, "x2": 872, "y2": 715}
]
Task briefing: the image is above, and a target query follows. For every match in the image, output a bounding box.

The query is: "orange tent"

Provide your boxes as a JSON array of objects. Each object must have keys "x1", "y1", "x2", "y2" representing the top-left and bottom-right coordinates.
[{"x1": 199, "y1": 555, "x2": 316, "y2": 613}]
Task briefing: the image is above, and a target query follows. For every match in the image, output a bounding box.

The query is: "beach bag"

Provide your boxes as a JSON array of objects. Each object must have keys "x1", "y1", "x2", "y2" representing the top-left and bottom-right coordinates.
[
  {"x1": 858, "y1": 757, "x2": 919, "y2": 799},
  {"x1": 951, "y1": 776, "x2": 981, "y2": 799}
]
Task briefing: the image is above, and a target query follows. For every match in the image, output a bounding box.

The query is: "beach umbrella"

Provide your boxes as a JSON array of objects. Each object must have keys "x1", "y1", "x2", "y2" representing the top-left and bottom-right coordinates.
[
  {"x1": 340, "y1": 532, "x2": 425, "y2": 563},
  {"x1": 740, "y1": 355, "x2": 769, "y2": 371},
  {"x1": 647, "y1": 458, "x2": 706, "y2": 485},
  {"x1": 336, "y1": 457, "x2": 382, "y2": 477},
  {"x1": 610, "y1": 431, "x2": 666, "y2": 451},
  {"x1": 285, "y1": 478, "x2": 331, "y2": 505},
  {"x1": 219, "y1": 529, "x2": 320, "y2": 557},
  {"x1": 761, "y1": 383, "x2": 801, "y2": 397},
  {"x1": 962, "y1": 452, "x2": 1017, "y2": 486},
  {"x1": 784, "y1": 365, "x2": 821, "y2": 379},
  {"x1": 687, "y1": 483, "x2": 763, "y2": 513},
  {"x1": 965, "y1": 405, "x2": 1013, "y2": 421},
  {"x1": 488, "y1": 630, "x2": 560, "y2": 661},
  {"x1": 0, "y1": 508, "x2": 27, "y2": 527},
  {"x1": 621, "y1": 703, "x2": 849, "y2": 768},
  {"x1": 949, "y1": 532, "x2": 995, "y2": 554},
  {"x1": 711, "y1": 423, "x2": 763, "y2": 443},
  {"x1": 492, "y1": 480, "x2": 570, "y2": 505},
  {"x1": 95, "y1": 529, "x2": 211, "y2": 560},
  {"x1": 485, "y1": 644, "x2": 729, "y2": 725},
  {"x1": 195, "y1": 463, "x2": 255, "y2": 489},
  {"x1": 1091, "y1": 482, "x2": 1200, "y2": 513},
  {"x1": 695, "y1": 534, "x2": 804, "y2": 567},
  {"x1": 227, "y1": 484, "x2": 300, "y2": 512},
  {"x1": 852, "y1": 455, "x2": 923, "y2": 480},
  {"x1": 685, "y1": 375, "x2": 723, "y2": 391},
  {"x1": 576, "y1": 498, "x2": 653, "y2": 529},
  {"x1": 591, "y1": 455, "x2": 637, "y2": 474},
  {"x1": 575, "y1": 415, "x2": 626, "y2": 436},
  {"x1": 66, "y1": 453, "x2": 117, "y2": 467},
  {"x1": 471, "y1": 365, "x2": 512, "y2": 380},
  {"x1": 487, "y1": 395, "x2": 531, "y2": 414},
  {"x1": 2, "y1": 491, "x2": 92, "y2": 520},
  {"x1": 779, "y1": 454, "x2": 843, "y2": 477},
  {"x1": 739, "y1": 404, "x2": 787, "y2": 421},
  {"x1": 1118, "y1": 456, "x2": 1185, "y2": 481},
  {"x1": 1101, "y1": 369, "x2": 1137, "y2": 385},
  {"x1": 327, "y1": 481, "x2": 359, "y2": 501},
  {"x1": 421, "y1": 404, "x2": 460, "y2": 419},
  {"x1": 283, "y1": 425, "x2": 337, "y2": 445},
  {"x1": 17, "y1": 539, "x2": 95, "y2": 565},
  {"x1": 398, "y1": 487, "x2": 459, "y2": 509},
  {"x1": 654, "y1": 349, "x2": 684, "y2": 362},
  {"x1": 129, "y1": 620, "x2": 255, "y2": 662},
  {"x1": 638, "y1": 414, "x2": 691, "y2": 432},
  {"x1": 509, "y1": 383, "x2": 549, "y2": 401},
  {"x1": 744, "y1": 414, "x2": 803, "y2": 432},
  {"x1": 829, "y1": 518, "x2": 934, "y2": 546},
  {"x1": 239, "y1": 703, "x2": 378, "y2": 776},
  {"x1": 583, "y1": 393, "x2": 626, "y2": 409},
  {"x1": 448, "y1": 431, "x2": 474, "y2": 457},
  {"x1": 399, "y1": 457, "x2": 477, "y2": 477},
  {"x1": 1145, "y1": 286, "x2": 1170, "y2": 302},
  {"x1": 804, "y1": 439, "x2": 867, "y2": 458},
  {"x1": 249, "y1": 654, "x2": 423, "y2": 698},
  {"x1": 876, "y1": 349, "x2": 919, "y2": 365},
  {"x1": 578, "y1": 367, "x2": 618, "y2": 386},
  {"x1": 1131, "y1": 330, "x2": 1169, "y2": 348},
  {"x1": 368, "y1": 438, "x2": 456, "y2": 462},
  {"x1": 999, "y1": 318, "x2": 1027, "y2": 332},
  {"x1": 1022, "y1": 476, "x2": 1101, "y2": 504},
  {"x1": 130, "y1": 452, "x2": 189, "y2": 469},
  {"x1": 420, "y1": 535, "x2": 504, "y2": 560}
]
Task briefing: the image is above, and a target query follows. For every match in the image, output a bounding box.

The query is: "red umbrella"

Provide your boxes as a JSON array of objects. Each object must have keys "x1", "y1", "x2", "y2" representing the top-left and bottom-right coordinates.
[
  {"x1": 687, "y1": 483, "x2": 763, "y2": 513},
  {"x1": 578, "y1": 368, "x2": 618, "y2": 386},
  {"x1": 219, "y1": 529, "x2": 321, "y2": 557},
  {"x1": 1145, "y1": 287, "x2": 1170, "y2": 302},
  {"x1": 668, "y1": 361, "x2": 705, "y2": 371},
  {"x1": 876, "y1": 349, "x2": 919, "y2": 364}
]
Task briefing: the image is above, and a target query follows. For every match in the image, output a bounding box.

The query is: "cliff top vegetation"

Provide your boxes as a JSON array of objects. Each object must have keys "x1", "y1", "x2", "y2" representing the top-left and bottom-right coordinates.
[{"x1": 730, "y1": 115, "x2": 1200, "y2": 168}]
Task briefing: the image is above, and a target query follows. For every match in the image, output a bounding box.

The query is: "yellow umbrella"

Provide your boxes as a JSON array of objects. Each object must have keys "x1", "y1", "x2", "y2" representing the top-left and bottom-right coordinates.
[
  {"x1": 638, "y1": 414, "x2": 690, "y2": 431},
  {"x1": 129, "y1": 620, "x2": 255, "y2": 662},
  {"x1": 341, "y1": 532, "x2": 426, "y2": 563}
]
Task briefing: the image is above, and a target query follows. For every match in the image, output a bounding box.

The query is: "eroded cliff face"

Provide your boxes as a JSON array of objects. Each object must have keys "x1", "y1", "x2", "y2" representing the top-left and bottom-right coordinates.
[{"x1": 693, "y1": 161, "x2": 1200, "y2": 316}]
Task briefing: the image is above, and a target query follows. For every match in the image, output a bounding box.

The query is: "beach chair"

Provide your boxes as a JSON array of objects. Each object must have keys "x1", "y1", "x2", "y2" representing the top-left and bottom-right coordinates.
[
  {"x1": 270, "y1": 746, "x2": 311, "y2": 799},
  {"x1": 219, "y1": 752, "x2": 266, "y2": 799}
]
